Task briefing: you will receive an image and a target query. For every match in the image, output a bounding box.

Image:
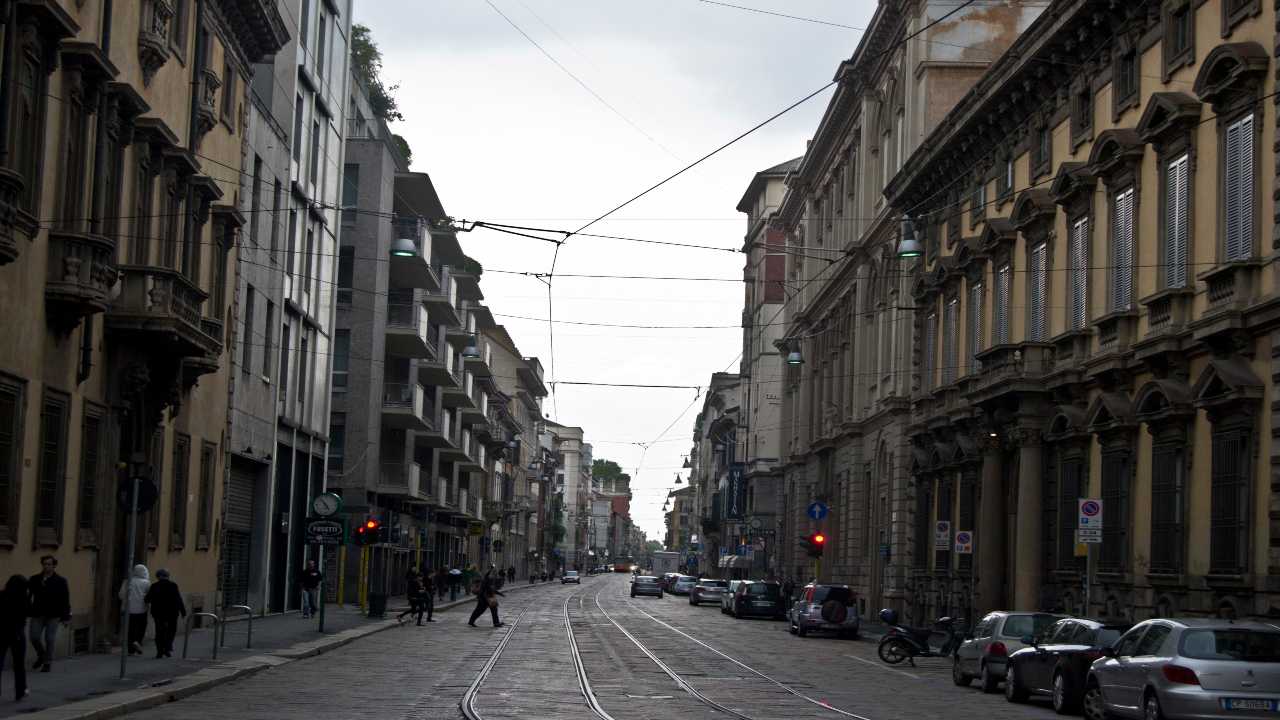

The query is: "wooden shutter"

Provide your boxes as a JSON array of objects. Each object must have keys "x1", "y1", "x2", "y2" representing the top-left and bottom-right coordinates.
[
  {"x1": 1165, "y1": 154, "x2": 1189, "y2": 287},
  {"x1": 969, "y1": 281, "x2": 983, "y2": 373},
  {"x1": 1225, "y1": 114, "x2": 1254, "y2": 261},
  {"x1": 1069, "y1": 218, "x2": 1089, "y2": 329},
  {"x1": 943, "y1": 298, "x2": 958, "y2": 384},
  {"x1": 995, "y1": 264, "x2": 1011, "y2": 344},
  {"x1": 1112, "y1": 188, "x2": 1135, "y2": 310},
  {"x1": 923, "y1": 312, "x2": 937, "y2": 391},
  {"x1": 1030, "y1": 243, "x2": 1047, "y2": 341}
]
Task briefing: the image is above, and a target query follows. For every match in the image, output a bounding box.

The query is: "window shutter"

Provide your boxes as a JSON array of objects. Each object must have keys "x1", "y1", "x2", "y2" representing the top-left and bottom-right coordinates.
[
  {"x1": 1030, "y1": 243, "x2": 1047, "y2": 341},
  {"x1": 1112, "y1": 188, "x2": 1135, "y2": 310},
  {"x1": 923, "y1": 312, "x2": 937, "y2": 391},
  {"x1": 943, "y1": 298, "x2": 958, "y2": 384},
  {"x1": 969, "y1": 281, "x2": 983, "y2": 374},
  {"x1": 1069, "y1": 218, "x2": 1088, "y2": 330},
  {"x1": 1165, "y1": 154, "x2": 1189, "y2": 287},
  {"x1": 995, "y1": 265, "x2": 1010, "y2": 344},
  {"x1": 1225, "y1": 114, "x2": 1254, "y2": 262}
]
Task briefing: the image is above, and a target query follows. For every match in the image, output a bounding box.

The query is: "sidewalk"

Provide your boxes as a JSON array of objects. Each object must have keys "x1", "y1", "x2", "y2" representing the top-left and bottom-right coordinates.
[{"x1": 3, "y1": 579, "x2": 555, "y2": 720}]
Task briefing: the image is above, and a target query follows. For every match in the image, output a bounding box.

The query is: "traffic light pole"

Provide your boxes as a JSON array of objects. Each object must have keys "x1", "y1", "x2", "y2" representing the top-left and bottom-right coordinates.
[{"x1": 317, "y1": 544, "x2": 326, "y2": 633}]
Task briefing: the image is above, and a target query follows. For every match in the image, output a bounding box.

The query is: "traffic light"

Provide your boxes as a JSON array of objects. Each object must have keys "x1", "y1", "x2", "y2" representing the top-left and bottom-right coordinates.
[
  {"x1": 802, "y1": 531, "x2": 826, "y2": 558},
  {"x1": 354, "y1": 517, "x2": 380, "y2": 546}
]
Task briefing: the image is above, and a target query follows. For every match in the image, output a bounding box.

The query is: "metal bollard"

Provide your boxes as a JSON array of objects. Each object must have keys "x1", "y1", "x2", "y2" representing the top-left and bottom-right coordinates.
[
  {"x1": 182, "y1": 612, "x2": 221, "y2": 660},
  {"x1": 220, "y1": 605, "x2": 253, "y2": 649}
]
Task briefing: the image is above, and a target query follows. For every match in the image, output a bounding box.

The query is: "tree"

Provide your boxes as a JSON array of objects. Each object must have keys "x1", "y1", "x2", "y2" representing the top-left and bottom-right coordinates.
[
  {"x1": 592, "y1": 459, "x2": 630, "y2": 486},
  {"x1": 391, "y1": 133, "x2": 412, "y2": 166},
  {"x1": 351, "y1": 24, "x2": 403, "y2": 122},
  {"x1": 645, "y1": 540, "x2": 663, "y2": 554}
]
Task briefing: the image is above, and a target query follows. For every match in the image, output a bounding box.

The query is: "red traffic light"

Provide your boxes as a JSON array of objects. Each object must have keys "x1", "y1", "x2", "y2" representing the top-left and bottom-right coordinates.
[{"x1": 813, "y1": 533, "x2": 825, "y2": 545}]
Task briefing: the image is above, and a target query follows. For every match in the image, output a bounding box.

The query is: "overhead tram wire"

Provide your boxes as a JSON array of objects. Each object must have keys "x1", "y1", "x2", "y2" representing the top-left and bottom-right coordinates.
[{"x1": 696, "y1": 0, "x2": 865, "y2": 30}]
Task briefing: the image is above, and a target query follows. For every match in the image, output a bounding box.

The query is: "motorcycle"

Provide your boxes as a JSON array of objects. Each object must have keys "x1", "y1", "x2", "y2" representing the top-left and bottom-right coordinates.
[{"x1": 876, "y1": 610, "x2": 964, "y2": 666}]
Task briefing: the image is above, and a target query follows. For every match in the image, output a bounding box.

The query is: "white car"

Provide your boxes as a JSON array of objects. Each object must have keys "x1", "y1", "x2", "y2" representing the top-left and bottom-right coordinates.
[{"x1": 562, "y1": 570, "x2": 581, "y2": 584}]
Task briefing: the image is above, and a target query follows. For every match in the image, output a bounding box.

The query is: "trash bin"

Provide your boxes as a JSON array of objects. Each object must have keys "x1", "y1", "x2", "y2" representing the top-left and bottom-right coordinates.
[{"x1": 367, "y1": 593, "x2": 387, "y2": 618}]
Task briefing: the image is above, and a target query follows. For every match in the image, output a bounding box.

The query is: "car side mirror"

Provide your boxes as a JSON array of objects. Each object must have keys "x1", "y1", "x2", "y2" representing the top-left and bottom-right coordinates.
[
  {"x1": 1021, "y1": 635, "x2": 1036, "y2": 646},
  {"x1": 1099, "y1": 646, "x2": 1116, "y2": 657}
]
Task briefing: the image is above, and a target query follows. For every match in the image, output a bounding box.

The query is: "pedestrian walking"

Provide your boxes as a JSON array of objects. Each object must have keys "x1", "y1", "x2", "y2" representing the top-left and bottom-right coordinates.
[
  {"x1": 435, "y1": 568, "x2": 447, "y2": 601},
  {"x1": 397, "y1": 575, "x2": 423, "y2": 624},
  {"x1": 782, "y1": 578, "x2": 795, "y2": 605},
  {"x1": 143, "y1": 569, "x2": 185, "y2": 658},
  {"x1": 419, "y1": 571, "x2": 435, "y2": 622},
  {"x1": 118, "y1": 565, "x2": 150, "y2": 656},
  {"x1": 0, "y1": 575, "x2": 30, "y2": 701},
  {"x1": 467, "y1": 568, "x2": 506, "y2": 628},
  {"x1": 507, "y1": 566, "x2": 515, "y2": 583},
  {"x1": 298, "y1": 560, "x2": 323, "y2": 619},
  {"x1": 26, "y1": 555, "x2": 69, "y2": 673}
]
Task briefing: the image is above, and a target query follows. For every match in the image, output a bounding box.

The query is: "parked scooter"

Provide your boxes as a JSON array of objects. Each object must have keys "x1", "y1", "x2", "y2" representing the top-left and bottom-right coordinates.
[{"x1": 876, "y1": 609, "x2": 964, "y2": 666}]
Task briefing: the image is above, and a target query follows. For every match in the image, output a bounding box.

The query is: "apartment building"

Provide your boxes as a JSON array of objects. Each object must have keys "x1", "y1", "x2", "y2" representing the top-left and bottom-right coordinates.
[
  {"x1": 887, "y1": 0, "x2": 1280, "y2": 621},
  {"x1": 664, "y1": 485, "x2": 695, "y2": 555},
  {"x1": 0, "y1": 0, "x2": 286, "y2": 651},
  {"x1": 687, "y1": 373, "x2": 741, "y2": 576},
  {"x1": 544, "y1": 421, "x2": 590, "y2": 569},
  {"x1": 228, "y1": 0, "x2": 351, "y2": 615},
  {"x1": 772, "y1": 0, "x2": 1044, "y2": 615}
]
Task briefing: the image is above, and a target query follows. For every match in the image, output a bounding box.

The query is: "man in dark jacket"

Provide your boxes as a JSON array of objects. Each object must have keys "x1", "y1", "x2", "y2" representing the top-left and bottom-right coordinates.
[
  {"x1": 298, "y1": 561, "x2": 323, "y2": 619},
  {"x1": 27, "y1": 556, "x2": 70, "y2": 672},
  {"x1": 143, "y1": 570, "x2": 186, "y2": 658},
  {"x1": 467, "y1": 568, "x2": 506, "y2": 628}
]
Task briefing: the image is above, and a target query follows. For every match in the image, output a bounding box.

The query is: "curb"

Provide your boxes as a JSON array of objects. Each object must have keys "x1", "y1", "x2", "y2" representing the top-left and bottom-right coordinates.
[{"x1": 19, "y1": 580, "x2": 554, "y2": 720}]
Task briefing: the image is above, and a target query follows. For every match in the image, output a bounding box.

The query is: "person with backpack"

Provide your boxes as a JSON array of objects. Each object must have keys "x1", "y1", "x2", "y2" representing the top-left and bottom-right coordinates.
[{"x1": 467, "y1": 568, "x2": 505, "y2": 628}]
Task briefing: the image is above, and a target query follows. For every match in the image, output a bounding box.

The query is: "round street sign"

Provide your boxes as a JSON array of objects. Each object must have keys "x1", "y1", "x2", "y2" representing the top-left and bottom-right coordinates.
[
  {"x1": 807, "y1": 502, "x2": 829, "y2": 520},
  {"x1": 955, "y1": 531, "x2": 972, "y2": 545},
  {"x1": 1080, "y1": 500, "x2": 1101, "y2": 517}
]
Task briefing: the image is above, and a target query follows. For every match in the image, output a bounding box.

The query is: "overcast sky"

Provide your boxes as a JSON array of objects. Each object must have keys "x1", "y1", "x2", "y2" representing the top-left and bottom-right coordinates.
[{"x1": 353, "y1": 0, "x2": 879, "y2": 541}]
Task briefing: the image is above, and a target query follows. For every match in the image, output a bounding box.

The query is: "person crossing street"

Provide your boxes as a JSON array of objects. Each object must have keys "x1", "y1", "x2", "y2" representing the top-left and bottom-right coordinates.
[{"x1": 467, "y1": 567, "x2": 505, "y2": 628}]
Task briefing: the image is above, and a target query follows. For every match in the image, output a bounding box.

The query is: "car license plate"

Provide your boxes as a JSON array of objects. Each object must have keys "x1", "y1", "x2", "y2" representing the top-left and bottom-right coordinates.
[{"x1": 1223, "y1": 699, "x2": 1279, "y2": 711}]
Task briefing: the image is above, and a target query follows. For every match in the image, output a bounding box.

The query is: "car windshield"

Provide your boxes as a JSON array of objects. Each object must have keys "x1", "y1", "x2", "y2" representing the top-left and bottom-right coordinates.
[
  {"x1": 1094, "y1": 627, "x2": 1126, "y2": 646},
  {"x1": 1002, "y1": 614, "x2": 1060, "y2": 638},
  {"x1": 565, "y1": 571, "x2": 578, "y2": 577},
  {"x1": 699, "y1": 580, "x2": 727, "y2": 588},
  {"x1": 811, "y1": 586, "x2": 851, "y2": 604},
  {"x1": 1181, "y1": 630, "x2": 1280, "y2": 662},
  {"x1": 746, "y1": 583, "x2": 780, "y2": 598},
  {"x1": 677, "y1": 576, "x2": 695, "y2": 583}
]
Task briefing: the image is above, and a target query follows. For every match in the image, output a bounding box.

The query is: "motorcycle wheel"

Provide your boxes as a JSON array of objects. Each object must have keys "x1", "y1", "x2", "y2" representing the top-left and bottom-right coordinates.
[{"x1": 878, "y1": 638, "x2": 912, "y2": 665}]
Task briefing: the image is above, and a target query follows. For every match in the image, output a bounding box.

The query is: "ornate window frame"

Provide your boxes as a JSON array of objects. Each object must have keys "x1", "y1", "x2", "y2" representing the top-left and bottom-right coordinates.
[{"x1": 1162, "y1": 0, "x2": 1197, "y2": 81}]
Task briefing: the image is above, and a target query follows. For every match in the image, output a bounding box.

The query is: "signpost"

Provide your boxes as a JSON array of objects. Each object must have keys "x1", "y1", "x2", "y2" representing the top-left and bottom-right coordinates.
[
  {"x1": 1077, "y1": 498, "x2": 1103, "y2": 617},
  {"x1": 934, "y1": 520, "x2": 952, "y2": 550},
  {"x1": 954, "y1": 530, "x2": 973, "y2": 554},
  {"x1": 118, "y1": 459, "x2": 157, "y2": 680}
]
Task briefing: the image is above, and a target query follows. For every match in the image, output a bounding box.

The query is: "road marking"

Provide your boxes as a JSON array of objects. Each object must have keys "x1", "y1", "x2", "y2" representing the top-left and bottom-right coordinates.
[{"x1": 843, "y1": 654, "x2": 923, "y2": 680}]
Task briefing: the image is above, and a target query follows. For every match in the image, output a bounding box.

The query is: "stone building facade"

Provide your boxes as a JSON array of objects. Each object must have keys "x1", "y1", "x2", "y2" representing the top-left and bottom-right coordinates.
[
  {"x1": 0, "y1": 0, "x2": 285, "y2": 652},
  {"x1": 773, "y1": 0, "x2": 1044, "y2": 617},
  {"x1": 886, "y1": 0, "x2": 1280, "y2": 621}
]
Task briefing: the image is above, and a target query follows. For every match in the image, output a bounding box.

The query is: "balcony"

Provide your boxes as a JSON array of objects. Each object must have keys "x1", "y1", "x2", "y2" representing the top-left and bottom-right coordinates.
[
  {"x1": 432, "y1": 477, "x2": 457, "y2": 512},
  {"x1": 1134, "y1": 287, "x2": 1195, "y2": 363},
  {"x1": 381, "y1": 382, "x2": 431, "y2": 431},
  {"x1": 423, "y1": 269, "x2": 460, "y2": 327},
  {"x1": 44, "y1": 229, "x2": 118, "y2": 328},
  {"x1": 379, "y1": 461, "x2": 422, "y2": 499},
  {"x1": 966, "y1": 343, "x2": 1052, "y2": 406},
  {"x1": 181, "y1": 317, "x2": 225, "y2": 387},
  {"x1": 417, "y1": 333, "x2": 459, "y2": 388},
  {"x1": 445, "y1": 306, "x2": 476, "y2": 347},
  {"x1": 385, "y1": 300, "x2": 432, "y2": 358},
  {"x1": 458, "y1": 488, "x2": 482, "y2": 521},
  {"x1": 458, "y1": 388, "x2": 487, "y2": 426},
  {"x1": 443, "y1": 369, "x2": 476, "y2": 409},
  {"x1": 389, "y1": 223, "x2": 440, "y2": 291},
  {"x1": 107, "y1": 265, "x2": 219, "y2": 358},
  {"x1": 415, "y1": 407, "x2": 457, "y2": 450},
  {"x1": 195, "y1": 67, "x2": 220, "y2": 137},
  {"x1": 463, "y1": 338, "x2": 493, "y2": 379},
  {"x1": 1191, "y1": 260, "x2": 1264, "y2": 344},
  {"x1": 458, "y1": 431, "x2": 485, "y2": 473}
]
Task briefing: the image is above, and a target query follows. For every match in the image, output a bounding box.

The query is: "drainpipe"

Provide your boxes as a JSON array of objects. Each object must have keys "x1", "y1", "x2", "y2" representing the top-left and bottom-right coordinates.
[{"x1": 184, "y1": 0, "x2": 206, "y2": 276}]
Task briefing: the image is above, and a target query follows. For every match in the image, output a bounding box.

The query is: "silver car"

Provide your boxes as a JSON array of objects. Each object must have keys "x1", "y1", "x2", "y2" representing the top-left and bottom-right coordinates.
[
  {"x1": 721, "y1": 580, "x2": 745, "y2": 613},
  {"x1": 630, "y1": 575, "x2": 663, "y2": 599},
  {"x1": 955, "y1": 611, "x2": 1064, "y2": 693},
  {"x1": 788, "y1": 584, "x2": 861, "y2": 638},
  {"x1": 670, "y1": 575, "x2": 697, "y2": 595},
  {"x1": 1084, "y1": 618, "x2": 1280, "y2": 720},
  {"x1": 690, "y1": 579, "x2": 728, "y2": 605}
]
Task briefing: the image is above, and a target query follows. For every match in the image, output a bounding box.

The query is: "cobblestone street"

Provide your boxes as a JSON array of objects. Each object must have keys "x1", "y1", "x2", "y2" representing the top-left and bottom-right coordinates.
[{"x1": 121, "y1": 576, "x2": 1065, "y2": 720}]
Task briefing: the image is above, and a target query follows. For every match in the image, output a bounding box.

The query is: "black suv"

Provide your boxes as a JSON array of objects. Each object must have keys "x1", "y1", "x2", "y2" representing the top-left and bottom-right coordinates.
[{"x1": 728, "y1": 580, "x2": 787, "y2": 619}]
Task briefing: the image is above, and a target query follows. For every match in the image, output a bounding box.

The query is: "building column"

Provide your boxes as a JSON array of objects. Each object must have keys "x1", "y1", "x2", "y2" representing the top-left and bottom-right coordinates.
[
  {"x1": 976, "y1": 436, "x2": 1004, "y2": 616},
  {"x1": 1012, "y1": 427, "x2": 1042, "y2": 610}
]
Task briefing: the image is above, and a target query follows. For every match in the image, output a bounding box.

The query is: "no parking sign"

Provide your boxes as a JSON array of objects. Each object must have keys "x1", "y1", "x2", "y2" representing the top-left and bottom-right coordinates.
[
  {"x1": 954, "y1": 530, "x2": 973, "y2": 554},
  {"x1": 1078, "y1": 498, "x2": 1103, "y2": 544}
]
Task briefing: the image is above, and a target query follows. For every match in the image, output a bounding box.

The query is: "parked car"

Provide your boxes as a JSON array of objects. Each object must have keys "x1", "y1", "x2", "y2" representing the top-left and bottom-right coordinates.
[
  {"x1": 562, "y1": 570, "x2": 581, "y2": 584},
  {"x1": 658, "y1": 573, "x2": 681, "y2": 592},
  {"x1": 721, "y1": 580, "x2": 745, "y2": 614},
  {"x1": 728, "y1": 581, "x2": 787, "y2": 619},
  {"x1": 955, "y1": 611, "x2": 1065, "y2": 693},
  {"x1": 669, "y1": 575, "x2": 698, "y2": 595},
  {"x1": 630, "y1": 575, "x2": 663, "y2": 599},
  {"x1": 1003, "y1": 617, "x2": 1131, "y2": 713},
  {"x1": 1083, "y1": 618, "x2": 1280, "y2": 720},
  {"x1": 690, "y1": 579, "x2": 728, "y2": 605},
  {"x1": 788, "y1": 583, "x2": 860, "y2": 638}
]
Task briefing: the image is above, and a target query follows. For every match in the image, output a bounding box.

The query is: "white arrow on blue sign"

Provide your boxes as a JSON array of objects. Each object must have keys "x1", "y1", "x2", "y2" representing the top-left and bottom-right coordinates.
[{"x1": 807, "y1": 502, "x2": 829, "y2": 520}]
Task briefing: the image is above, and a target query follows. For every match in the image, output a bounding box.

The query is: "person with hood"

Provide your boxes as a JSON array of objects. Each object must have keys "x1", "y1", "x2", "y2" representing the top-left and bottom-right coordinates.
[
  {"x1": 0, "y1": 575, "x2": 29, "y2": 701},
  {"x1": 118, "y1": 565, "x2": 150, "y2": 655},
  {"x1": 143, "y1": 570, "x2": 185, "y2": 658},
  {"x1": 467, "y1": 567, "x2": 506, "y2": 628},
  {"x1": 27, "y1": 555, "x2": 70, "y2": 673}
]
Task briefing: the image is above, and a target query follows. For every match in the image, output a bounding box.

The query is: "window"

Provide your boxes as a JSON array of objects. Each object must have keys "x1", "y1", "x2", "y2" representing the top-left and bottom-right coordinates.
[
  {"x1": 197, "y1": 442, "x2": 215, "y2": 547},
  {"x1": 1055, "y1": 456, "x2": 1085, "y2": 571},
  {"x1": 1111, "y1": 188, "x2": 1135, "y2": 310},
  {"x1": 998, "y1": 158, "x2": 1014, "y2": 199},
  {"x1": 1100, "y1": 449, "x2": 1130, "y2": 572},
  {"x1": 968, "y1": 281, "x2": 983, "y2": 373},
  {"x1": 942, "y1": 297, "x2": 958, "y2": 385},
  {"x1": 1150, "y1": 442, "x2": 1185, "y2": 574},
  {"x1": 1164, "y1": 2, "x2": 1194, "y2": 76},
  {"x1": 77, "y1": 406, "x2": 103, "y2": 544},
  {"x1": 303, "y1": 228, "x2": 315, "y2": 294},
  {"x1": 328, "y1": 413, "x2": 346, "y2": 473},
  {"x1": 333, "y1": 329, "x2": 350, "y2": 390},
  {"x1": 292, "y1": 95, "x2": 304, "y2": 163},
  {"x1": 342, "y1": 163, "x2": 359, "y2": 224},
  {"x1": 0, "y1": 376, "x2": 24, "y2": 545},
  {"x1": 1163, "y1": 154, "x2": 1190, "y2": 287},
  {"x1": 286, "y1": 209, "x2": 298, "y2": 275},
  {"x1": 170, "y1": 433, "x2": 190, "y2": 549},
  {"x1": 1210, "y1": 426, "x2": 1250, "y2": 574},
  {"x1": 923, "y1": 311, "x2": 937, "y2": 392},
  {"x1": 1135, "y1": 624, "x2": 1172, "y2": 656},
  {"x1": 60, "y1": 81, "x2": 90, "y2": 230},
  {"x1": 337, "y1": 246, "x2": 354, "y2": 305},
  {"x1": 13, "y1": 32, "x2": 47, "y2": 212},
  {"x1": 1068, "y1": 217, "x2": 1088, "y2": 330},
  {"x1": 220, "y1": 58, "x2": 236, "y2": 126},
  {"x1": 241, "y1": 285, "x2": 255, "y2": 374},
  {"x1": 995, "y1": 264, "x2": 1011, "y2": 344},
  {"x1": 1223, "y1": 0, "x2": 1261, "y2": 34},
  {"x1": 309, "y1": 120, "x2": 320, "y2": 185},
  {"x1": 316, "y1": 12, "x2": 328, "y2": 79},
  {"x1": 262, "y1": 301, "x2": 275, "y2": 379},
  {"x1": 279, "y1": 323, "x2": 291, "y2": 401},
  {"x1": 35, "y1": 391, "x2": 69, "y2": 546},
  {"x1": 300, "y1": 0, "x2": 311, "y2": 47},
  {"x1": 170, "y1": 0, "x2": 190, "y2": 57},
  {"x1": 1116, "y1": 51, "x2": 1138, "y2": 108},
  {"x1": 1114, "y1": 627, "x2": 1147, "y2": 657},
  {"x1": 1032, "y1": 124, "x2": 1051, "y2": 177},
  {"x1": 132, "y1": 154, "x2": 155, "y2": 263},
  {"x1": 958, "y1": 474, "x2": 975, "y2": 571},
  {"x1": 1223, "y1": 114, "x2": 1255, "y2": 261},
  {"x1": 297, "y1": 333, "x2": 309, "y2": 409},
  {"x1": 269, "y1": 179, "x2": 282, "y2": 259},
  {"x1": 249, "y1": 155, "x2": 262, "y2": 245},
  {"x1": 970, "y1": 181, "x2": 986, "y2": 225},
  {"x1": 1073, "y1": 86, "x2": 1093, "y2": 140},
  {"x1": 1028, "y1": 243, "x2": 1047, "y2": 341}
]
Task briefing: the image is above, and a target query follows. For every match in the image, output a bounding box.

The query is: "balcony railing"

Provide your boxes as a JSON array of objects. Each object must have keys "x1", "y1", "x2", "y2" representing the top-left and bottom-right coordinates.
[{"x1": 107, "y1": 265, "x2": 218, "y2": 356}]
